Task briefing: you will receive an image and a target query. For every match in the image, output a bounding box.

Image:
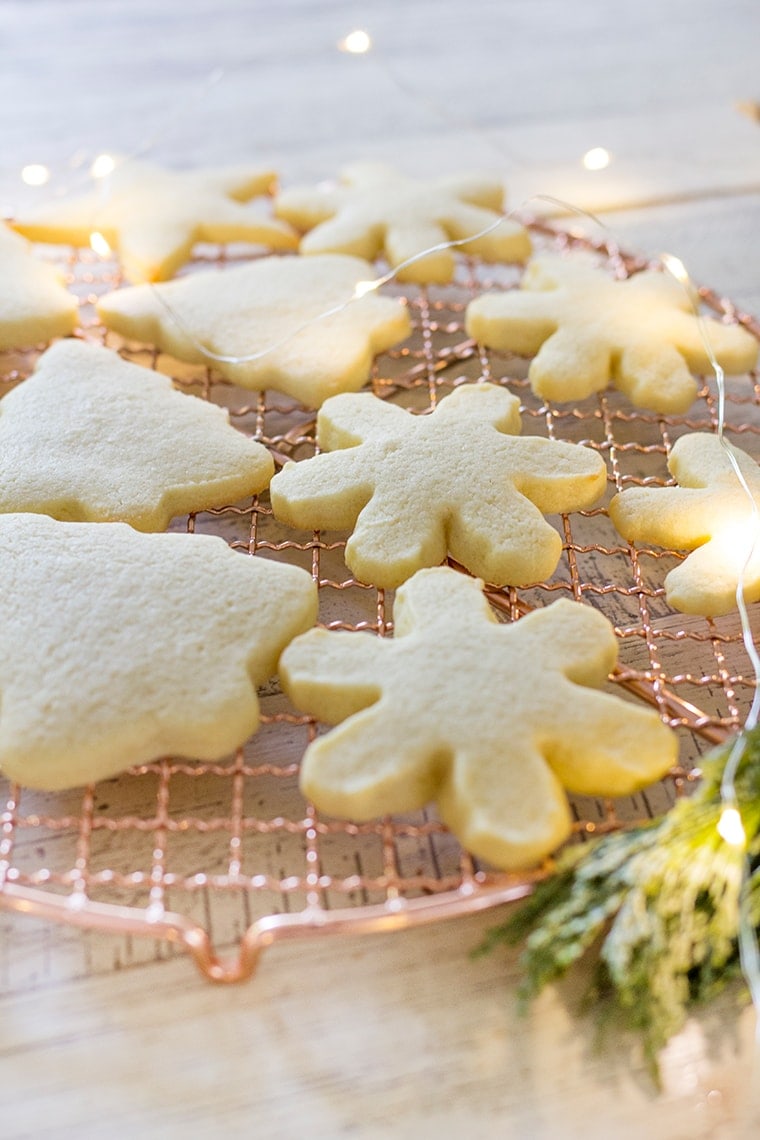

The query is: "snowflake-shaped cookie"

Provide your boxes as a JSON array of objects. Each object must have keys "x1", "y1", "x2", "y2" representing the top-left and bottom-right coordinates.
[
  {"x1": 609, "y1": 432, "x2": 760, "y2": 616},
  {"x1": 281, "y1": 568, "x2": 676, "y2": 869},
  {"x1": 0, "y1": 223, "x2": 78, "y2": 349},
  {"x1": 0, "y1": 514, "x2": 317, "y2": 789},
  {"x1": 270, "y1": 383, "x2": 607, "y2": 588},
  {"x1": 97, "y1": 253, "x2": 411, "y2": 407},
  {"x1": 466, "y1": 254, "x2": 758, "y2": 413},
  {"x1": 274, "y1": 162, "x2": 531, "y2": 284},
  {"x1": 0, "y1": 339, "x2": 274, "y2": 530},
  {"x1": 12, "y1": 159, "x2": 297, "y2": 282}
]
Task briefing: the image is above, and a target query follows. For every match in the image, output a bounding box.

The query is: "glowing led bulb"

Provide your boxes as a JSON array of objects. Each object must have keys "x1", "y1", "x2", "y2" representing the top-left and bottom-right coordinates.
[
  {"x1": 353, "y1": 279, "x2": 378, "y2": 299},
  {"x1": 582, "y1": 147, "x2": 611, "y2": 171},
  {"x1": 339, "y1": 29, "x2": 372, "y2": 54},
  {"x1": 89, "y1": 230, "x2": 112, "y2": 257},
  {"x1": 718, "y1": 805, "x2": 746, "y2": 848},
  {"x1": 21, "y1": 164, "x2": 51, "y2": 187},
  {"x1": 661, "y1": 253, "x2": 690, "y2": 286},
  {"x1": 661, "y1": 252, "x2": 700, "y2": 307},
  {"x1": 90, "y1": 153, "x2": 116, "y2": 179}
]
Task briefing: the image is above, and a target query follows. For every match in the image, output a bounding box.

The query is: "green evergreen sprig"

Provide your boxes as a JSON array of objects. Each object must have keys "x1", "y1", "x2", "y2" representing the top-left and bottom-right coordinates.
[{"x1": 477, "y1": 727, "x2": 760, "y2": 1075}]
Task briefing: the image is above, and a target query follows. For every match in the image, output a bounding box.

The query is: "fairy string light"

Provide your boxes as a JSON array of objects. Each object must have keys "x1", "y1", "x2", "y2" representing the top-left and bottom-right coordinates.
[
  {"x1": 8, "y1": 19, "x2": 760, "y2": 1071},
  {"x1": 661, "y1": 252, "x2": 760, "y2": 1040}
]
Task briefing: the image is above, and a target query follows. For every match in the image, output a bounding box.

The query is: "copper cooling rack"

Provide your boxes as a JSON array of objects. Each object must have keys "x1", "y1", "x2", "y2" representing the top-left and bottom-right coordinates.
[{"x1": 1, "y1": 222, "x2": 759, "y2": 984}]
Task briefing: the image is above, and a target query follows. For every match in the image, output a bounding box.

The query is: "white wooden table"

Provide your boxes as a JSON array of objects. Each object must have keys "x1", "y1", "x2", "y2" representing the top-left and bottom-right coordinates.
[{"x1": 1, "y1": 2, "x2": 760, "y2": 1136}]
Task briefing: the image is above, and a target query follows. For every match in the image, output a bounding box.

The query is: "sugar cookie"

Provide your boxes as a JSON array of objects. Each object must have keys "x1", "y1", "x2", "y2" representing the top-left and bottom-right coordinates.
[
  {"x1": 466, "y1": 254, "x2": 758, "y2": 413},
  {"x1": 281, "y1": 568, "x2": 676, "y2": 869},
  {"x1": 609, "y1": 432, "x2": 760, "y2": 615},
  {"x1": 270, "y1": 383, "x2": 606, "y2": 588},
  {"x1": 0, "y1": 338, "x2": 274, "y2": 529},
  {"x1": 275, "y1": 162, "x2": 531, "y2": 284},
  {"x1": 12, "y1": 159, "x2": 297, "y2": 283},
  {"x1": 0, "y1": 514, "x2": 317, "y2": 789},
  {"x1": 0, "y1": 223, "x2": 78, "y2": 348},
  {"x1": 97, "y1": 254, "x2": 411, "y2": 407}
]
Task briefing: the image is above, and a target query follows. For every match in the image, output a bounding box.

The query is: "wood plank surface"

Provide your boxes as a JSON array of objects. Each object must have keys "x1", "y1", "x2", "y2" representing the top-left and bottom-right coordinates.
[{"x1": 1, "y1": 1, "x2": 760, "y2": 1136}]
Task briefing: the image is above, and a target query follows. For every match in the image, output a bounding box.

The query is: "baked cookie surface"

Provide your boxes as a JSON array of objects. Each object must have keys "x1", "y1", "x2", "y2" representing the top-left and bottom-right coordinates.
[
  {"x1": 281, "y1": 568, "x2": 676, "y2": 869},
  {"x1": 97, "y1": 254, "x2": 411, "y2": 407},
  {"x1": 609, "y1": 431, "x2": 760, "y2": 616},
  {"x1": 466, "y1": 254, "x2": 758, "y2": 413},
  {"x1": 12, "y1": 159, "x2": 297, "y2": 282},
  {"x1": 270, "y1": 382, "x2": 607, "y2": 588},
  {"x1": 0, "y1": 338, "x2": 274, "y2": 529},
  {"x1": 275, "y1": 162, "x2": 530, "y2": 283},
  {"x1": 0, "y1": 223, "x2": 78, "y2": 349},
  {"x1": 0, "y1": 514, "x2": 317, "y2": 790}
]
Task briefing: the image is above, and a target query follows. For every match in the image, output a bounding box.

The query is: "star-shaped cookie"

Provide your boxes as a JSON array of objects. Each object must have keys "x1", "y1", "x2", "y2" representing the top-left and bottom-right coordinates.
[
  {"x1": 466, "y1": 254, "x2": 758, "y2": 413},
  {"x1": 12, "y1": 159, "x2": 298, "y2": 282},
  {"x1": 0, "y1": 338, "x2": 274, "y2": 529},
  {"x1": 97, "y1": 253, "x2": 412, "y2": 407},
  {"x1": 0, "y1": 223, "x2": 78, "y2": 349},
  {"x1": 609, "y1": 432, "x2": 760, "y2": 616},
  {"x1": 0, "y1": 514, "x2": 318, "y2": 789},
  {"x1": 270, "y1": 383, "x2": 607, "y2": 588},
  {"x1": 274, "y1": 161, "x2": 531, "y2": 284},
  {"x1": 281, "y1": 569, "x2": 676, "y2": 869}
]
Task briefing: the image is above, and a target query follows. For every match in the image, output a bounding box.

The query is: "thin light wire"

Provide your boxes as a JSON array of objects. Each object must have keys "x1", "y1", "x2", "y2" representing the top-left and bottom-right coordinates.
[
  {"x1": 145, "y1": 209, "x2": 530, "y2": 366},
  {"x1": 679, "y1": 279, "x2": 760, "y2": 739},
  {"x1": 120, "y1": 67, "x2": 226, "y2": 167},
  {"x1": 368, "y1": 54, "x2": 532, "y2": 169},
  {"x1": 151, "y1": 280, "x2": 368, "y2": 365},
  {"x1": 144, "y1": 192, "x2": 608, "y2": 370}
]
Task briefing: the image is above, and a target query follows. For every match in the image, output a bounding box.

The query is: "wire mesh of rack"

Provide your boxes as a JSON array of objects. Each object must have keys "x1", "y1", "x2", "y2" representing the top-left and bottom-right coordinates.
[{"x1": 1, "y1": 221, "x2": 759, "y2": 983}]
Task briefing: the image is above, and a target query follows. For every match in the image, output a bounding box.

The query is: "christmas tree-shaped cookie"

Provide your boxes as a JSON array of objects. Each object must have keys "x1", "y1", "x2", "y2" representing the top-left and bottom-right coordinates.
[{"x1": 0, "y1": 339, "x2": 274, "y2": 529}]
